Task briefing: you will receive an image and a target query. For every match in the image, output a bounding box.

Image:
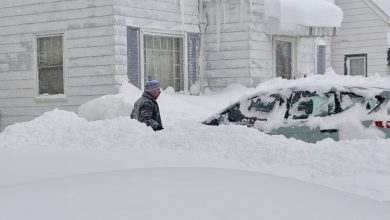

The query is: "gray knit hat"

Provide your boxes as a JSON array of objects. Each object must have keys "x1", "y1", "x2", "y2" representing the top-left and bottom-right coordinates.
[{"x1": 144, "y1": 75, "x2": 161, "y2": 91}]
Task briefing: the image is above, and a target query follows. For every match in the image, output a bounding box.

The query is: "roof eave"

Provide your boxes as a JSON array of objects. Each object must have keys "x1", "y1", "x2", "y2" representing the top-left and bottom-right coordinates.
[{"x1": 364, "y1": 0, "x2": 390, "y2": 24}]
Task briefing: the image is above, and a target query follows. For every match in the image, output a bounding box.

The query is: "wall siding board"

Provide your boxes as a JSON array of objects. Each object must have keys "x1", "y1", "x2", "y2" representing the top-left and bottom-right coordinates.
[
  {"x1": 0, "y1": 16, "x2": 114, "y2": 36},
  {"x1": 0, "y1": 6, "x2": 113, "y2": 27},
  {"x1": 0, "y1": 89, "x2": 34, "y2": 99},
  {"x1": 0, "y1": 0, "x2": 112, "y2": 17},
  {"x1": 67, "y1": 26, "x2": 114, "y2": 39}
]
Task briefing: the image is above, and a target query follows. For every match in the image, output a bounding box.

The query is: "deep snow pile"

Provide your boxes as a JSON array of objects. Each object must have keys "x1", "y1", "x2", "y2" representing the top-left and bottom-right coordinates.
[
  {"x1": 0, "y1": 73, "x2": 390, "y2": 202},
  {"x1": 1, "y1": 168, "x2": 389, "y2": 220}
]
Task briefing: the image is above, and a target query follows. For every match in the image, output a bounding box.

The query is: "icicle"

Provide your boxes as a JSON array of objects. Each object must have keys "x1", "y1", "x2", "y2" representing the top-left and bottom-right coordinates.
[
  {"x1": 240, "y1": 0, "x2": 245, "y2": 23},
  {"x1": 222, "y1": 0, "x2": 226, "y2": 25},
  {"x1": 205, "y1": 0, "x2": 251, "y2": 52},
  {"x1": 216, "y1": 0, "x2": 221, "y2": 52}
]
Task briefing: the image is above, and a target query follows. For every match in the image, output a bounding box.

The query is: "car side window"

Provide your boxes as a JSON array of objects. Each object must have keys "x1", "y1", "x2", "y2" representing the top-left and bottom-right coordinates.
[
  {"x1": 311, "y1": 94, "x2": 334, "y2": 116},
  {"x1": 288, "y1": 91, "x2": 336, "y2": 119},
  {"x1": 289, "y1": 91, "x2": 315, "y2": 119}
]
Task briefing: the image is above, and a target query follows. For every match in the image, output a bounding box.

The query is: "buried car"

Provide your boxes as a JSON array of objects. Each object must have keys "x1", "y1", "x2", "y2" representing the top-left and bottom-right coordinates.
[{"x1": 203, "y1": 84, "x2": 390, "y2": 143}]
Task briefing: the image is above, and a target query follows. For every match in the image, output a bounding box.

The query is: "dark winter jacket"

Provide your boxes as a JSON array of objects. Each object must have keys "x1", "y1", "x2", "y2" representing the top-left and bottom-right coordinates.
[{"x1": 130, "y1": 91, "x2": 163, "y2": 131}]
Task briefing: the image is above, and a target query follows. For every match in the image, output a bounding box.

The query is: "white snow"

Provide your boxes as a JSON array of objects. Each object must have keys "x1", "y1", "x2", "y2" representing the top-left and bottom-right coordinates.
[
  {"x1": 1, "y1": 168, "x2": 389, "y2": 220},
  {"x1": 265, "y1": 0, "x2": 343, "y2": 28},
  {"x1": 1, "y1": 74, "x2": 390, "y2": 219}
]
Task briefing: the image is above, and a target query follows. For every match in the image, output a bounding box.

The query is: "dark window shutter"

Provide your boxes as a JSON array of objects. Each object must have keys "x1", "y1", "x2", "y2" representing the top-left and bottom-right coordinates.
[
  {"x1": 127, "y1": 26, "x2": 141, "y2": 88},
  {"x1": 317, "y1": 45, "x2": 326, "y2": 75},
  {"x1": 187, "y1": 33, "x2": 200, "y2": 88}
]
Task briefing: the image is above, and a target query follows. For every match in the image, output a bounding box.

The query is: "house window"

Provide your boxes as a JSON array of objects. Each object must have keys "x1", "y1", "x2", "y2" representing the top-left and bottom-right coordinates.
[
  {"x1": 274, "y1": 37, "x2": 294, "y2": 79},
  {"x1": 317, "y1": 45, "x2": 326, "y2": 74},
  {"x1": 345, "y1": 54, "x2": 367, "y2": 76},
  {"x1": 37, "y1": 35, "x2": 64, "y2": 95},
  {"x1": 143, "y1": 35, "x2": 184, "y2": 91}
]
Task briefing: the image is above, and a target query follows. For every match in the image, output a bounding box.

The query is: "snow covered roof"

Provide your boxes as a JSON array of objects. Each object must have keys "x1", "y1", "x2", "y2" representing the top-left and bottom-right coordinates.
[
  {"x1": 265, "y1": 0, "x2": 343, "y2": 36},
  {"x1": 371, "y1": 0, "x2": 390, "y2": 18}
]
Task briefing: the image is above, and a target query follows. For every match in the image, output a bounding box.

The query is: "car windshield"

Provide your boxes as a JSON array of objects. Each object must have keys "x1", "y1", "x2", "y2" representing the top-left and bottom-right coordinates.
[{"x1": 210, "y1": 94, "x2": 284, "y2": 126}]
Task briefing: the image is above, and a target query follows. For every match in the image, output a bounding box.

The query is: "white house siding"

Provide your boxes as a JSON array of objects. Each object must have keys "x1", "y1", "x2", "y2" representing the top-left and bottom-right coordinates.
[
  {"x1": 0, "y1": 0, "x2": 117, "y2": 130},
  {"x1": 249, "y1": 0, "x2": 272, "y2": 86},
  {"x1": 112, "y1": 0, "x2": 199, "y2": 89},
  {"x1": 203, "y1": 0, "x2": 252, "y2": 90},
  {"x1": 296, "y1": 38, "x2": 316, "y2": 78},
  {"x1": 332, "y1": 0, "x2": 389, "y2": 76}
]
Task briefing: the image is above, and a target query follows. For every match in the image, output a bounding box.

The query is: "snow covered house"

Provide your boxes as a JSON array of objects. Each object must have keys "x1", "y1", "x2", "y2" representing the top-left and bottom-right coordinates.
[
  {"x1": 0, "y1": 0, "x2": 342, "y2": 130},
  {"x1": 332, "y1": 0, "x2": 390, "y2": 76},
  {"x1": 0, "y1": 0, "x2": 200, "y2": 130},
  {"x1": 200, "y1": 0, "x2": 343, "y2": 90}
]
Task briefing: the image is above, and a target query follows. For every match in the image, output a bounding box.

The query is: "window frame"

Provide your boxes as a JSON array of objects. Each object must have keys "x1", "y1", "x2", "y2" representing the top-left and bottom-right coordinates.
[
  {"x1": 140, "y1": 29, "x2": 188, "y2": 92},
  {"x1": 344, "y1": 54, "x2": 367, "y2": 77},
  {"x1": 273, "y1": 36, "x2": 296, "y2": 79},
  {"x1": 34, "y1": 33, "x2": 66, "y2": 101}
]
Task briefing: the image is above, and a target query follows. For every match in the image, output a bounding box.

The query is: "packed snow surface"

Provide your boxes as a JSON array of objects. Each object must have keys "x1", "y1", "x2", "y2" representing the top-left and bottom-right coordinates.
[
  {"x1": 1, "y1": 168, "x2": 389, "y2": 220},
  {"x1": 0, "y1": 74, "x2": 390, "y2": 217}
]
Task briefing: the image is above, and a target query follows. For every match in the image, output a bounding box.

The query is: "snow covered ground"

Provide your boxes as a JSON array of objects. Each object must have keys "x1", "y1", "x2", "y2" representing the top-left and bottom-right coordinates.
[
  {"x1": 0, "y1": 74, "x2": 390, "y2": 219},
  {"x1": 1, "y1": 168, "x2": 389, "y2": 220}
]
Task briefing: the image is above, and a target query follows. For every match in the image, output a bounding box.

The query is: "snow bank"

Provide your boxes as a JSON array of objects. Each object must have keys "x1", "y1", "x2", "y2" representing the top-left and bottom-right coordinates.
[
  {"x1": 78, "y1": 82, "x2": 141, "y2": 121},
  {"x1": 1, "y1": 168, "x2": 389, "y2": 220},
  {"x1": 1, "y1": 76, "x2": 390, "y2": 201},
  {"x1": 78, "y1": 82, "x2": 254, "y2": 121}
]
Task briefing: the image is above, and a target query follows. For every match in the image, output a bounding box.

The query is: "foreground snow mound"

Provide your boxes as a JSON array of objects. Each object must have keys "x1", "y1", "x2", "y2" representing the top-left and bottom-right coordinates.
[
  {"x1": 1, "y1": 109, "x2": 390, "y2": 201},
  {"x1": 0, "y1": 109, "x2": 151, "y2": 149},
  {"x1": 1, "y1": 168, "x2": 389, "y2": 220}
]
